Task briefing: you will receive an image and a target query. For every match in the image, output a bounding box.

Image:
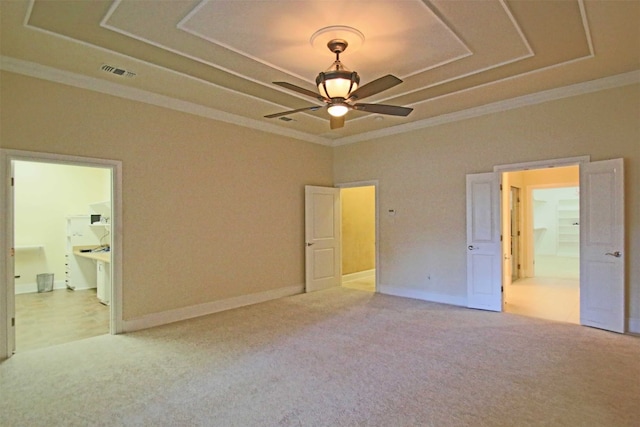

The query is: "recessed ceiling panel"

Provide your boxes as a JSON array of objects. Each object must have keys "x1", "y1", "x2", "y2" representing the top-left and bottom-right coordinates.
[
  {"x1": 107, "y1": 0, "x2": 470, "y2": 81},
  {"x1": 9, "y1": 0, "x2": 637, "y2": 143}
]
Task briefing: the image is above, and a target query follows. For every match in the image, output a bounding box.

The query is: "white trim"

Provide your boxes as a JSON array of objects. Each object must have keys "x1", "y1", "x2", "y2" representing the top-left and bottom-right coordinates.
[
  {"x1": 0, "y1": 149, "x2": 123, "y2": 359},
  {"x1": 494, "y1": 156, "x2": 590, "y2": 172},
  {"x1": 333, "y1": 70, "x2": 640, "y2": 146},
  {"x1": 379, "y1": 285, "x2": 467, "y2": 307},
  {"x1": 0, "y1": 57, "x2": 330, "y2": 147},
  {"x1": 1, "y1": 58, "x2": 638, "y2": 147},
  {"x1": 123, "y1": 284, "x2": 303, "y2": 332},
  {"x1": 342, "y1": 269, "x2": 375, "y2": 283},
  {"x1": 578, "y1": 0, "x2": 595, "y2": 56},
  {"x1": 0, "y1": 153, "x2": 13, "y2": 359},
  {"x1": 100, "y1": 0, "x2": 322, "y2": 107}
]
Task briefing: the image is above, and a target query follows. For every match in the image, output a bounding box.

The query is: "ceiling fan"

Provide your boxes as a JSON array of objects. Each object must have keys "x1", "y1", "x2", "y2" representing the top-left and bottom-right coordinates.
[{"x1": 265, "y1": 39, "x2": 413, "y2": 130}]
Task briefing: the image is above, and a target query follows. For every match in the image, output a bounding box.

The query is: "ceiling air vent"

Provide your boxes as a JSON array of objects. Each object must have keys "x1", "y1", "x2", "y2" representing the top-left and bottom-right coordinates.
[{"x1": 100, "y1": 64, "x2": 136, "y2": 78}]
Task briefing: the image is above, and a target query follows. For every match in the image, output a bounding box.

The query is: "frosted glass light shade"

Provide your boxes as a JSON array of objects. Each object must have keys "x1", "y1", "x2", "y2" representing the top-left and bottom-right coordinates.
[
  {"x1": 327, "y1": 103, "x2": 349, "y2": 117},
  {"x1": 316, "y1": 60, "x2": 359, "y2": 99},
  {"x1": 318, "y1": 76, "x2": 358, "y2": 99}
]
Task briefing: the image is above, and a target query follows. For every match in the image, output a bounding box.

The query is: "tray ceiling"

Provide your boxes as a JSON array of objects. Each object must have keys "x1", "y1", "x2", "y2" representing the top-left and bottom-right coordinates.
[{"x1": 1, "y1": 0, "x2": 638, "y2": 145}]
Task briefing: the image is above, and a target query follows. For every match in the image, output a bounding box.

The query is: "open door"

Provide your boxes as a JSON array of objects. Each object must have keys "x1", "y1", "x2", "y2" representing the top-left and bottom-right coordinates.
[
  {"x1": 580, "y1": 159, "x2": 625, "y2": 333},
  {"x1": 1, "y1": 160, "x2": 16, "y2": 358},
  {"x1": 466, "y1": 173, "x2": 502, "y2": 311},
  {"x1": 305, "y1": 186, "x2": 341, "y2": 292}
]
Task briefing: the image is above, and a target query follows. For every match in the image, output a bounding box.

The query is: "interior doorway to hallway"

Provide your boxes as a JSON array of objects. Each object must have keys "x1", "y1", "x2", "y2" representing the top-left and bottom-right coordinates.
[
  {"x1": 338, "y1": 183, "x2": 377, "y2": 293},
  {"x1": 502, "y1": 166, "x2": 580, "y2": 324}
]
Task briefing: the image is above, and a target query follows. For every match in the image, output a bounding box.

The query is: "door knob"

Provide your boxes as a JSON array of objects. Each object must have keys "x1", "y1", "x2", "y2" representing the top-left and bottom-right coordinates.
[
  {"x1": 306, "y1": 242, "x2": 314, "y2": 247},
  {"x1": 468, "y1": 245, "x2": 476, "y2": 250},
  {"x1": 605, "y1": 251, "x2": 622, "y2": 258}
]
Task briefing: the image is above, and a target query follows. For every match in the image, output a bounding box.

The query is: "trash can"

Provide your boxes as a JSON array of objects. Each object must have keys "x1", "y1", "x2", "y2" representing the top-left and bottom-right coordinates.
[{"x1": 37, "y1": 273, "x2": 54, "y2": 293}]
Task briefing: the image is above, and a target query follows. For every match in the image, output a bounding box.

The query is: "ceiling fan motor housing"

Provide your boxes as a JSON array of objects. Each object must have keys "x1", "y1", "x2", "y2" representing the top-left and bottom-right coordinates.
[{"x1": 327, "y1": 39, "x2": 348, "y2": 54}]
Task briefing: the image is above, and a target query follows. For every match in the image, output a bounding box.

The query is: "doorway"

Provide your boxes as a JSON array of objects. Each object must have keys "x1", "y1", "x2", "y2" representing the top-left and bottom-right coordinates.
[
  {"x1": 468, "y1": 156, "x2": 624, "y2": 332},
  {"x1": 14, "y1": 161, "x2": 111, "y2": 351},
  {"x1": 501, "y1": 166, "x2": 580, "y2": 324},
  {"x1": 338, "y1": 183, "x2": 377, "y2": 293},
  {"x1": 1, "y1": 149, "x2": 123, "y2": 359}
]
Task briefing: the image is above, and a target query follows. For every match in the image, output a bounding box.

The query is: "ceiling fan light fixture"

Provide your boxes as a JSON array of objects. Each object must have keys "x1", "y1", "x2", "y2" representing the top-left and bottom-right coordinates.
[
  {"x1": 327, "y1": 102, "x2": 349, "y2": 117},
  {"x1": 267, "y1": 35, "x2": 410, "y2": 130},
  {"x1": 315, "y1": 39, "x2": 360, "y2": 99}
]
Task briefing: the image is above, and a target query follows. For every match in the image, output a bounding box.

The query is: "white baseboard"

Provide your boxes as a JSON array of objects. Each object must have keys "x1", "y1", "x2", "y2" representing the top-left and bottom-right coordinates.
[
  {"x1": 628, "y1": 317, "x2": 640, "y2": 334},
  {"x1": 342, "y1": 269, "x2": 375, "y2": 283},
  {"x1": 15, "y1": 279, "x2": 68, "y2": 294},
  {"x1": 378, "y1": 285, "x2": 467, "y2": 307},
  {"x1": 123, "y1": 283, "x2": 304, "y2": 332}
]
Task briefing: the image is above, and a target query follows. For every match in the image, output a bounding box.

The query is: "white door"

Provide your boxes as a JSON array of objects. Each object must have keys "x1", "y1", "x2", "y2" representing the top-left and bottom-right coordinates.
[
  {"x1": 580, "y1": 159, "x2": 625, "y2": 333},
  {"x1": 2, "y1": 161, "x2": 16, "y2": 357},
  {"x1": 466, "y1": 173, "x2": 502, "y2": 311},
  {"x1": 305, "y1": 186, "x2": 341, "y2": 292}
]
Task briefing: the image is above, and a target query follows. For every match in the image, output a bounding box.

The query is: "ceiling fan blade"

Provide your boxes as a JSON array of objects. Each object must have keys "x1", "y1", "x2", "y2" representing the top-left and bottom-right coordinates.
[
  {"x1": 274, "y1": 82, "x2": 324, "y2": 100},
  {"x1": 347, "y1": 75, "x2": 402, "y2": 101},
  {"x1": 353, "y1": 103, "x2": 413, "y2": 117},
  {"x1": 330, "y1": 115, "x2": 345, "y2": 130},
  {"x1": 264, "y1": 105, "x2": 322, "y2": 119}
]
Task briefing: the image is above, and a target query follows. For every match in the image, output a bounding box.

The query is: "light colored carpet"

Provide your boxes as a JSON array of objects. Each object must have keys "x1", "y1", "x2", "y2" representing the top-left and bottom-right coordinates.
[{"x1": 1, "y1": 287, "x2": 639, "y2": 426}]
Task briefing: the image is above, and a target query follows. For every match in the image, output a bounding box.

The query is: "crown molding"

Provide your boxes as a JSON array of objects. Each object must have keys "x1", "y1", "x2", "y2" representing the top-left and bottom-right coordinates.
[
  {"x1": 0, "y1": 56, "x2": 332, "y2": 146},
  {"x1": 332, "y1": 69, "x2": 640, "y2": 146},
  {"x1": 2, "y1": 56, "x2": 638, "y2": 148}
]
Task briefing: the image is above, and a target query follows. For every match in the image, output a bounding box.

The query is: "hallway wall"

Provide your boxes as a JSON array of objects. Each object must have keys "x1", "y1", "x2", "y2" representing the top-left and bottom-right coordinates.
[{"x1": 341, "y1": 186, "x2": 375, "y2": 275}]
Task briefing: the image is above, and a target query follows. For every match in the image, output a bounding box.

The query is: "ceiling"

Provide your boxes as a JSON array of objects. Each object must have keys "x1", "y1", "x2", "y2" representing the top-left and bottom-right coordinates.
[{"x1": 1, "y1": 0, "x2": 639, "y2": 146}]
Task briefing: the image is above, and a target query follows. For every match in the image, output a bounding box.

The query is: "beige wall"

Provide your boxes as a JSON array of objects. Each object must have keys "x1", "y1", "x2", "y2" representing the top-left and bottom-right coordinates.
[
  {"x1": 2, "y1": 71, "x2": 638, "y2": 331},
  {"x1": 334, "y1": 83, "x2": 640, "y2": 327},
  {"x1": 341, "y1": 186, "x2": 375, "y2": 275},
  {"x1": 0, "y1": 71, "x2": 333, "y2": 320},
  {"x1": 13, "y1": 161, "x2": 110, "y2": 291}
]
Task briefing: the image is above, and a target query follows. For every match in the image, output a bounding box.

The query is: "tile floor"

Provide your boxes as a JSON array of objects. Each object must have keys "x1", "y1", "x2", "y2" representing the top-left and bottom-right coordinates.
[
  {"x1": 342, "y1": 266, "x2": 581, "y2": 325},
  {"x1": 504, "y1": 277, "x2": 580, "y2": 324},
  {"x1": 14, "y1": 288, "x2": 109, "y2": 352}
]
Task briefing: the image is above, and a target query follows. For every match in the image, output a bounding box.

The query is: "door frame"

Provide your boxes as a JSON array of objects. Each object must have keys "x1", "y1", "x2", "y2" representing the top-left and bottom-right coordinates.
[
  {"x1": 493, "y1": 155, "x2": 589, "y2": 313},
  {"x1": 0, "y1": 149, "x2": 123, "y2": 359},
  {"x1": 335, "y1": 180, "x2": 379, "y2": 292},
  {"x1": 509, "y1": 186, "x2": 522, "y2": 282},
  {"x1": 495, "y1": 156, "x2": 589, "y2": 280}
]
